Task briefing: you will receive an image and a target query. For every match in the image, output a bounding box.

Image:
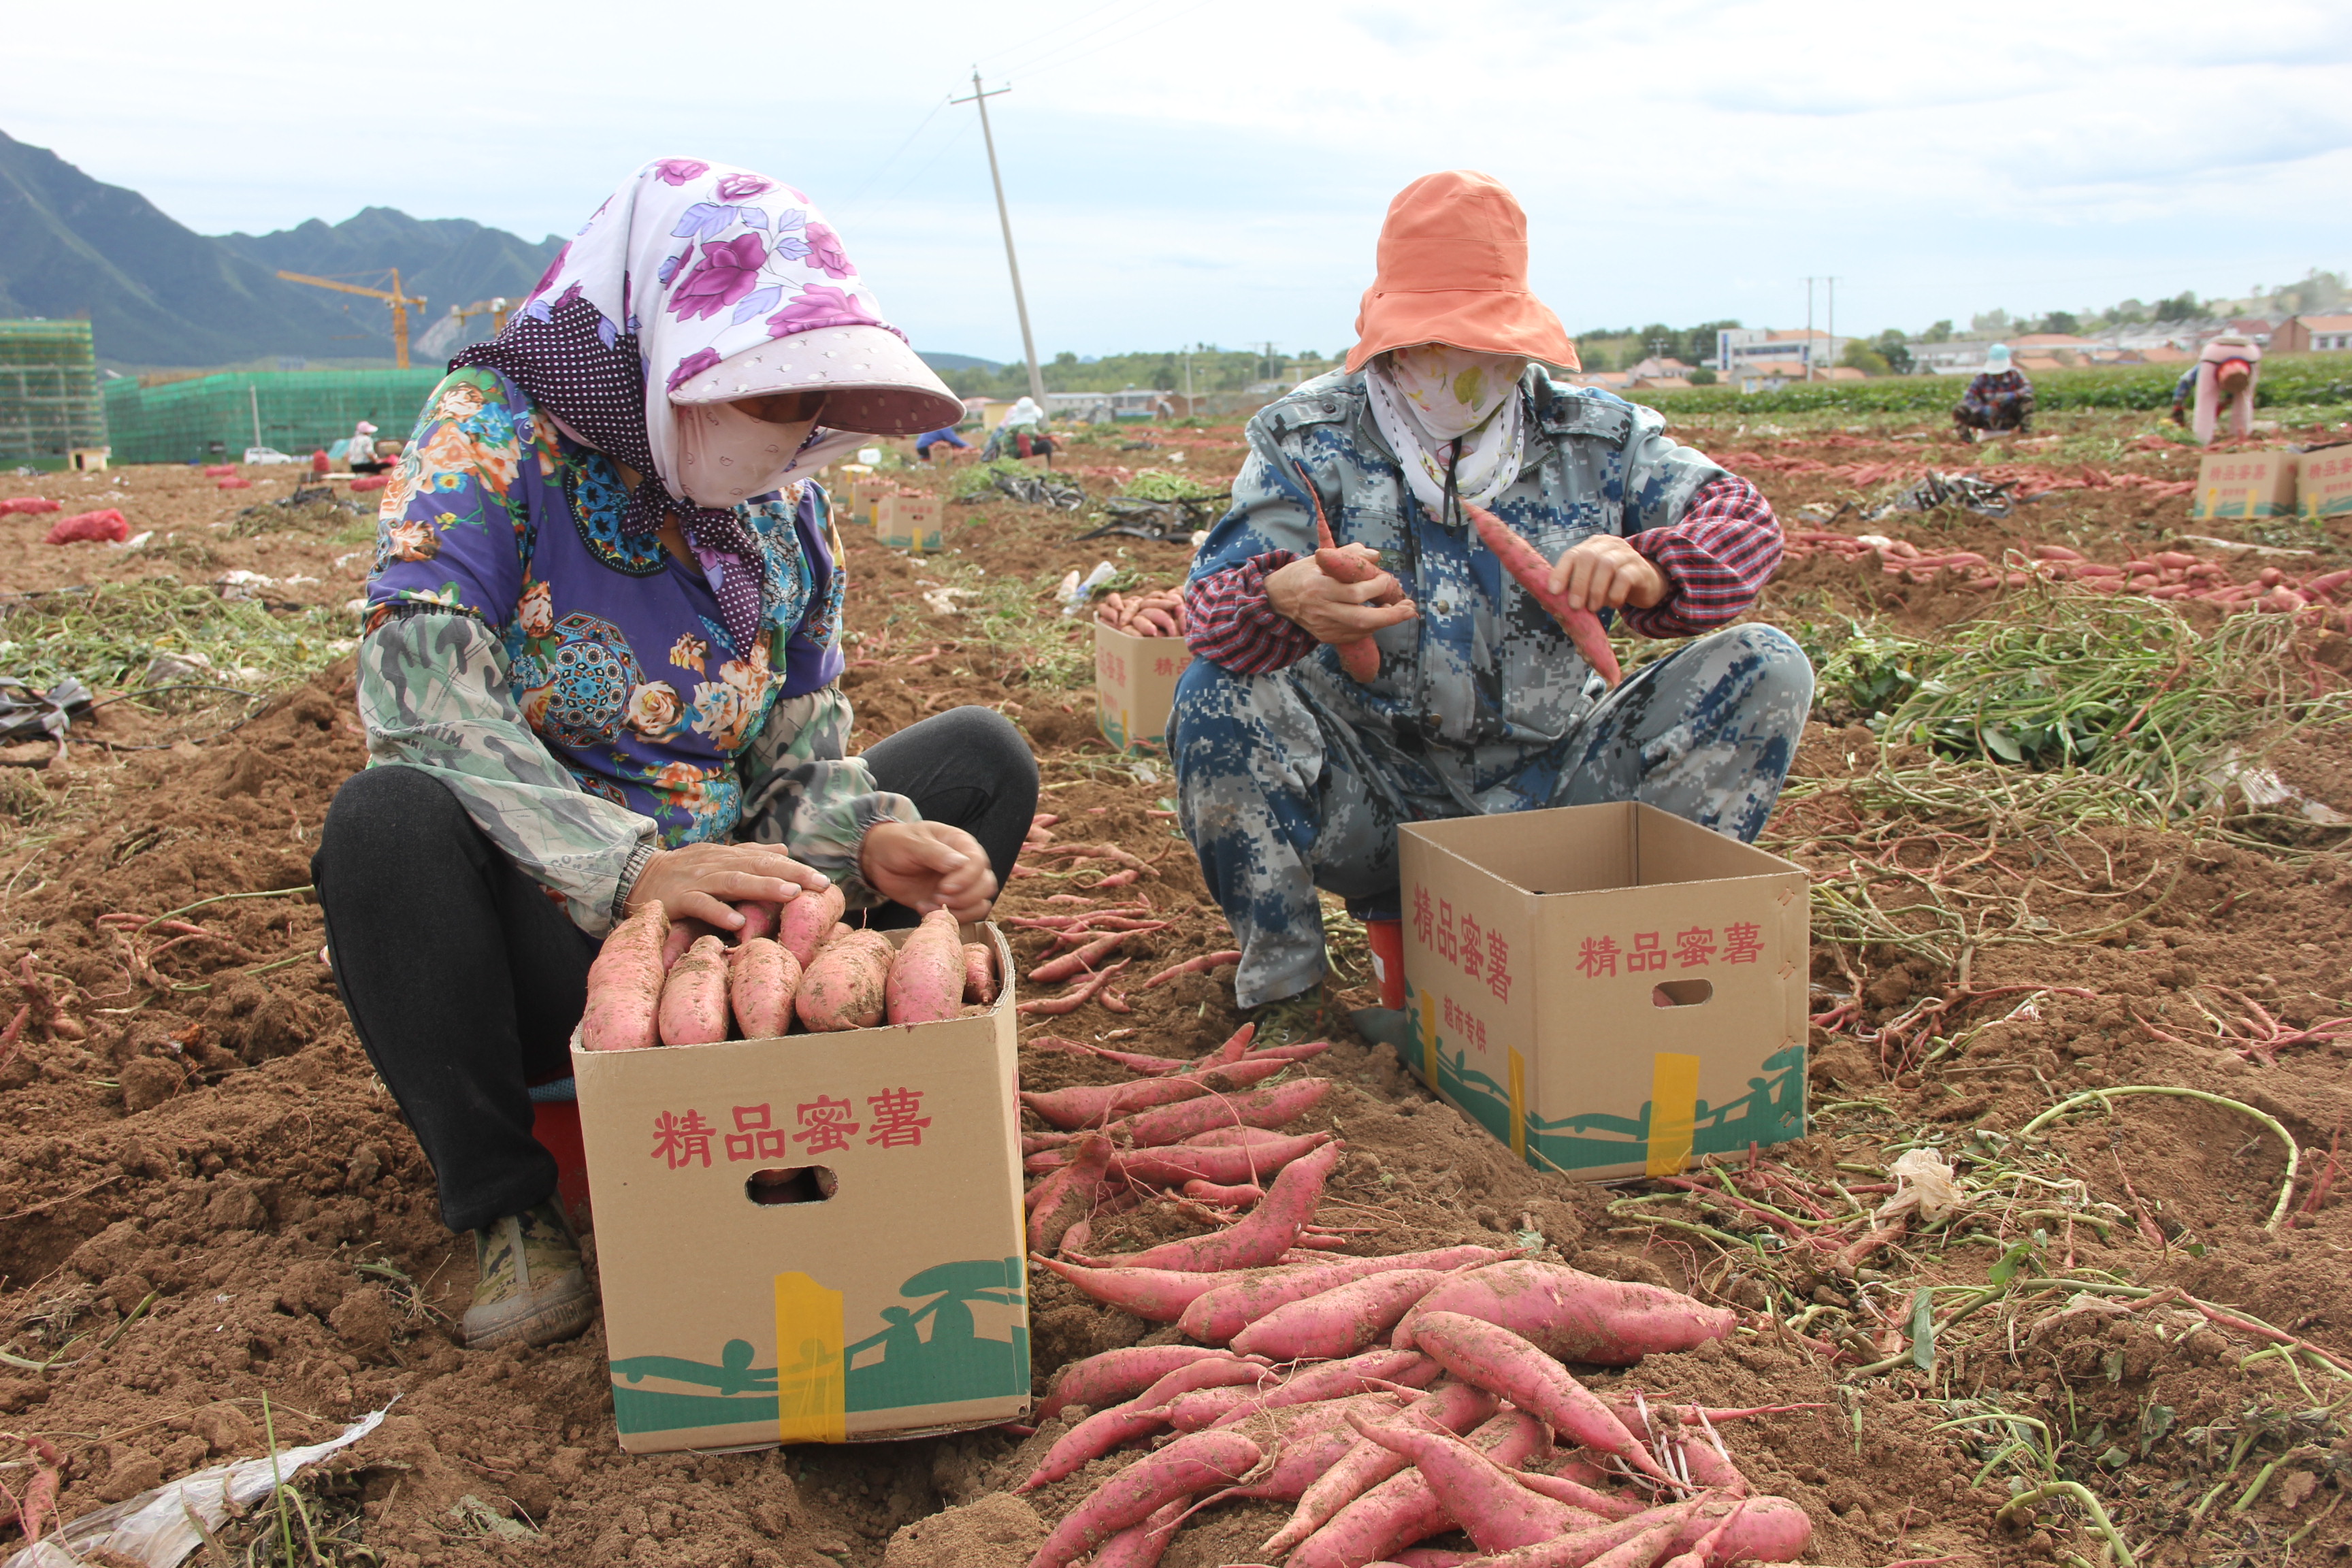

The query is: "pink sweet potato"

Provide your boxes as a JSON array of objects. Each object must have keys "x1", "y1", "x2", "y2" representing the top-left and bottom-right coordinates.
[
  {"x1": 1107, "y1": 1078, "x2": 1334, "y2": 1147},
  {"x1": 1017, "y1": 1403, "x2": 1169, "y2": 1493},
  {"x1": 1020, "y1": 1057, "x2": 1293, "y2": 1130},
  {"x1": 1183, "y1": 1179, "x2": 1263, "y2": 1208},
  {"x1": 732, "y1": 901, "x2": 778, "y2": 941},
  {"x1": 964, "y1": 941, "x2": 998, "y2": 1004},
  {"x1": 886, "y1": 907, "x2": 966, "y2": 1024},
  {"x1": 1115, "y1": 1130, "x2": 1335, "y2": 1190},
  {"x1": 1085, "y1": 1142, "x2": 1341, "y2": 1271},
  {"x1": 1037, "y1": 1258, "x2": 1278, "y2": 1322},
  {"x1": 1290, "y1": 1411, "x2": 1548, "y2": 1568},
  {"x1": 1231, "y1": 1269, "x2": 1452, "y2": 1361},
  {"x1": 1180, "y1": 1246, "x2": 1513, "y2": 1345},
  {"x1": 1394, "y1": 1261, "x2": 1735, "y2": 1366},
  {"x1": 795, "y1": 929, "x2": 894, "y2": 1031},
  {"x1": 1408, "y1": 1313, "x2": 1667, "y2": 1482},
  {"x1": 663, "y1": 915, "x2": 719, "y2": 969},
  {"x1": 1661, "y1": 1497, "x2": 1809, "y2": 1567},
  {"x1": 1264, "y1": 1382, "x2": 1499, "y2": 1557},
  {"x1": 1512, "y1": 1472, "x2": 1642, "y2": 1520},
  {"x1": 1346, "y1": 1412, "x2": 1589, "y2": 1552},
  {"x1": 1037, "y1": 1345, "x2": 1255, "y2": 1422},
  {"x1": 1245, "y1": 1349, "x2": 1442, "y2": 1412},
  {"x1": 578, "y1": 905, "x2": 672, "y2": 1051},
  {"x1": 1090, "y1": 1500, "x2": 1185, "y2": 1568},
  {"x1": 657, "y1": 935, "x2": 730, "y2": 1046},
  {"x1": 1030, "y1": 1430, "x2": 1261, "y2": 1568},
  {"x1": 1465, "y1": 502, "x2": 1622, "y2": 687},
  {"x1": 1028, "y1": 1132, "x2": 1114, "y2": 1256},
  {"x1": 1205, "y1": 1393, "x2": 1407, "y2": 1504},
  {"x1": 775, "y1": 881, "x2": 848, "y2": 966},
  {"x1": 727, "y1": 937, "x2": 801, "y2": 1040}
]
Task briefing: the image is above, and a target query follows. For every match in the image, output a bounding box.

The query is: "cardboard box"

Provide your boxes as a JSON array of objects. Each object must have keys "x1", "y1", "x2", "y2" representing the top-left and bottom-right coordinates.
[
  {"x1": 846, "y1": 478, "x2": 892, "y2": 527},
  {"x1": 876, "y1": 493, "x2": 943, "y2": 553},
  {"x1": 1398, "y1": 804, "x2": 1808, "y2": 1181},
  {"x1": 2189, "y1": 449, "x2": 2298, "y2": 520},
  {"x1": 573, "y1": 926, "x2": 1030, "y2": 1454},
  {"x1": 2299, "y1": 444, "x2": 2352, "y2": 521},
  {"x1": 1094, "y1": 622, "x2": 1192, "y2": 749}
]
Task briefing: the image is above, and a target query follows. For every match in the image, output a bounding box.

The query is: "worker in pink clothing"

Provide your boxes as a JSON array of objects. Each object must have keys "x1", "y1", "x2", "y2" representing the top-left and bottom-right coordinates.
[{"x1": 2189, "y1": 336, "x2": 2261, "y2": 444}]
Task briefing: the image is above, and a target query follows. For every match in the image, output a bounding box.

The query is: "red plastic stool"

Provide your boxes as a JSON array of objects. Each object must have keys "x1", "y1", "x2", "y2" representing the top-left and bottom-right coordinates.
[{"x1": 529, "y1": 1088, "x2": 592, "y2": 1228}]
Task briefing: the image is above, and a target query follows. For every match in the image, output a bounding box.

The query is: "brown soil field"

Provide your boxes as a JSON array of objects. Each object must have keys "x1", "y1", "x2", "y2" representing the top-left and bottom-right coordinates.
[{"x1": 1, "y1": 403, "x2": 2349, "y2": 1568}]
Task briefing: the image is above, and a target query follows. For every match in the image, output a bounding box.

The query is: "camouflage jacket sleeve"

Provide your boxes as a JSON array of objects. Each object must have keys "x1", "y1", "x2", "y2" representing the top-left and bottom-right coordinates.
[
  {"x1": 359, "y1": 607, "x2": 655, "y2": 938},
  {"x1": 735, "y1": 683, "x2": 918, "y2": 909}
]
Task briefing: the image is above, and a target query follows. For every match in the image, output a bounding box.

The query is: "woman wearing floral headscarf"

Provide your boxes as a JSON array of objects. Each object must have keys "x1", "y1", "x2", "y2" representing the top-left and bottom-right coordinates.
[{"x1": 312, "y1": 158, "x2": 1037, "y2": 1350}]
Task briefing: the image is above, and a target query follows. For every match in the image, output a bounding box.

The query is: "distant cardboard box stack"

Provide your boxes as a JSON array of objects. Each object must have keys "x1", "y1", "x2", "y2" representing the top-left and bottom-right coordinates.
[
  {"x1": 1399, "y1": 804, "x2": 1808, "y2": 1181},
  {"x1": 573, "y1": 926, "x2": 1029, "y2": 1454}
]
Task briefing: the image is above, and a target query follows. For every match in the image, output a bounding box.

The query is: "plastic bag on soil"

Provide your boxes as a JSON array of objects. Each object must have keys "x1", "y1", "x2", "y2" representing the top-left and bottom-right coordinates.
[
  {"x1": 0, "y1": 676, "x2": 92, "y2": 745},
  {"x1": 1863, "y1": 470, "x2": 2014, "y2": 521},
  {"x1": 1, "y1": 1405, "x2": 388, "y2": 1568}
]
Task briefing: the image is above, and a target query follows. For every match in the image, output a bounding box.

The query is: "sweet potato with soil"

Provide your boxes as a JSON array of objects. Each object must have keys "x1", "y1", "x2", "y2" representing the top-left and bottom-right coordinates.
[
  {"x1": 1408, "y1": 1313, "x2": 1667, "y2": 1482},
  {"x1": 1115, "y1": 1130, "x2": 1335, "y2": 1190},
  {"x1": 963, "y1": 941, "x2": 997, "y2": 1004},
  {"x1": 1179, "y1": 1245, "x2": 1513, "y2": 1345},
  {"x1": 1224, "y1": 1348, "x2": 1443, "y2": 1418},
  {"x1": 1029, "y1": 1430, "x2": 1262, "y2": 1568},
  {"x1": 1465, "y1": 502, "x2": 1622, "y2": 687},
  {"x1": 886, "y1": 907, "x2": 966, "y2": 1024},
  {"x1": 657, "y1": 936, "x2": 731, "y2": 1045},
  {"x1": 1019, "y1": 1056, "x2": 1293, "y2": 1129},
  {"x1": 1087, "y1": 1142, "x2": 1341, "y2": 1271},
  {"x1": 795, "y1": 929, "x2": 894, "y2": 1031},
  {"x1": 1106, "y1": 1077, "x2": 1335, "y2": 1148},
  {"x1": 774, "y1": 882, "x2": 847, "y2": 966},
  {"x1": 732, "y1": 900, "x2": 778, "y2": 941},
  {"x1": 728, "y1": 937, "x2": 801, "y2": 1040},
  {"x1": 578, "y1": 904, "x2": 671, "y2": 1051},
  {"x1": 1028, "y1": 1132, "x2": 1114, "y2": 1255},
  {"x1": 662, "y1": 914, "x2": 719, "y2": 968},
  {"x1": 1264, "y1": 1382, "x2": 1499, "y2": 1557},
  {"x1": 1231, "y1": 1268, "x2": 1454, "y2": 1361},
  {"x1": 1037, "y1": 1345, "x2": 1258, "y2": 1422},
  {"x1": 1090, "y1": 1501, "x2": 1186, "y2": 1568},
  {"x1": 1289, "y1": 1410, "x2": 1549, "y2": 1568},
  {"x1": 1346, "y1": 1411, "x2": 1590, "y2": 1552},
  {"x1": 1036, "y1": 1258, "x2": 1282, "y2": 1322},
  {"x1": 1394, "y1": 1260, "x2": 1735, "y2": 1366},
  {"x1": 1203, "y1": 1393, "x2": 1407, "y2": 1504}
]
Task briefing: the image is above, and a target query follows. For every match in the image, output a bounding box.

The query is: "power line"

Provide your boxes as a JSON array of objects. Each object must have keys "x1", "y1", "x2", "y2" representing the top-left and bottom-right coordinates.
[
  {"x1": 836, "y1": 96, "x2": 953, "y2": 216},
  {"x1": 978, "y1": 0, "x2": 1158, "y2": 79},
  {"x1": 1000, "y1": 0, "x2": 1224, "y2": 87}
]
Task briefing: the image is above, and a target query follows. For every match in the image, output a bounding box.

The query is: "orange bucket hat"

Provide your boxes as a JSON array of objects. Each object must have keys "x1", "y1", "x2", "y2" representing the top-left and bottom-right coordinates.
[{"x1": 1345, "y1": 171, "x2": 1578, "y2": 374}]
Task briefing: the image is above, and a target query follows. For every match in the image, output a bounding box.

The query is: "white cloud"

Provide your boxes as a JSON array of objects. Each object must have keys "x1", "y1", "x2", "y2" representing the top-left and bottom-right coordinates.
[{"x1": 8, "y1": 0, "x2": 2348, "y2": 358}]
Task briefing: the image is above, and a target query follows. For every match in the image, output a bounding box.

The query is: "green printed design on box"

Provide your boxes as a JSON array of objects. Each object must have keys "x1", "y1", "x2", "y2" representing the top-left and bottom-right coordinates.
[
  {"x1": 609, "y1": 1257, "x2": 1028, "y2": 1436},
  {"x1": 1404, "y1": 986, "x2": 1803, "y2": 1172}
]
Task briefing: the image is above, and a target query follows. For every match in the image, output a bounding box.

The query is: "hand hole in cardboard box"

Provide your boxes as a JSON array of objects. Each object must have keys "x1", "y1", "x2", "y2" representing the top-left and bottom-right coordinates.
[
  {"x1": 1652, "y1": 979, "x2": 1714, "y2": 1009},
  {"x1": 745, "y1": 1166, "x2": 837, "y2": 1205}
]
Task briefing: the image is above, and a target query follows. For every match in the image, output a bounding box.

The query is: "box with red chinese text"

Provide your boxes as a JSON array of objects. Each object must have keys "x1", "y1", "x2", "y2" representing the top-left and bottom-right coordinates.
[
  {"x1": 2298, "y1": 443, "x2": 2352, "y2": 522},
  {"x1": 2189, "y1": 449, "x2": 2298, "y2": 520},
  {"x1": 1094, "y1": 622, "x2": 1191, "y2": 750},
  {"x1": 876, "y1": 492, "x2": 943, "y2": 553},
  {"x1": 571, "y1": 924, "x2": 1028, "y2": 1454},
  {"x1": 1397, "y1": 803, "x2": 1808, "y2": 1182},
  {"x1": 846, "y1": 476, "x2": 891, "y2": 526}
]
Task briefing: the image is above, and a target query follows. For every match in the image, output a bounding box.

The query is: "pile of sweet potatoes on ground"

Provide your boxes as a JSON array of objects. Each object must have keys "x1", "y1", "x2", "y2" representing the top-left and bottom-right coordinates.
[
  {"x1": 1015, "y1": 1030, "x2": 1812, "y2": 1567},
  {"x1": 1095, "y1": 587, "x2": 1190, "y2": 638},
  {"x1": 577, "y1": 895, "x2": 998, "y2": 1049},
  {"x1": 1028, "y1": 1255, "x2": 1811, "y2": 1568}
]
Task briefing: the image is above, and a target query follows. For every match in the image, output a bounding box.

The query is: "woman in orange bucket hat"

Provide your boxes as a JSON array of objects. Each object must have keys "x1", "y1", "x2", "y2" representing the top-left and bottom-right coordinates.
[{"x1": 1168, "y1": 170, "x2": 1811, "y2": 1026}]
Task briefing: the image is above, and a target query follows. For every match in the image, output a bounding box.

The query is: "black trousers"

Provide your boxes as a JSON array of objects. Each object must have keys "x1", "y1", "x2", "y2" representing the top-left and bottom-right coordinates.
[{"x1": 313, "y1": 706, "x2": 1038, "y2": 1231}]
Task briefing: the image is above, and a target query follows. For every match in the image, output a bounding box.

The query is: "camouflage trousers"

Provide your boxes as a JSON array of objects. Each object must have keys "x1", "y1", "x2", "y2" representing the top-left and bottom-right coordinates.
[{"x1": 1170, "y1": 625, "x2": 1814, "y2": 1007}]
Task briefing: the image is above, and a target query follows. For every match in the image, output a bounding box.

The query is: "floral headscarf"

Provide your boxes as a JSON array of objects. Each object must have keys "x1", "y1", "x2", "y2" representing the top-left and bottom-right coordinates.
[
  {"x1": 455, "y1": 157, "x2": 906, "y2": 650},
  {"x1": 1365, "y1": 343, "x2": 1529, "y2": 522}
]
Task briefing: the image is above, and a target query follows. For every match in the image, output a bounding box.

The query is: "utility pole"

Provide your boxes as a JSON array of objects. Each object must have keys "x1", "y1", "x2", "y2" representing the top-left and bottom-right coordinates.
[
  {"x1": 1826, "y1": 276, "x2": 1840, "y2": 374},
  {"x1": 953, "y1": 69, "x2": 1045, "y2": 405},
  {"x1": 1182, "y1": 348, "x2": 1194, "y2": 412},
  {"x1": 1803, "y1": 278, "x2": 1816, "y2": 381}
]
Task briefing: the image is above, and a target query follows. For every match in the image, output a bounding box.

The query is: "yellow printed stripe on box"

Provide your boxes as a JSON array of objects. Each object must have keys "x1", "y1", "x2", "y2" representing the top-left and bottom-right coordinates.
[
  {"x1": 773, "y1": 1273, "x2": 846, "y2": 1445},
  {"x1": 1645, "y1": 1053, "x2": 1701, "y2": 1177},
  {"x1": 1507, "y1": 1047, "x2": 1527, "y2": 1161}
]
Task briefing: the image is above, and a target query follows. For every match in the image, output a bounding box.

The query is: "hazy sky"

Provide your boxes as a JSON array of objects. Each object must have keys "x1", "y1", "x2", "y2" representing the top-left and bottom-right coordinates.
[{"x1": 13, "y1": 0, "x2": 2351, "y2": 363}]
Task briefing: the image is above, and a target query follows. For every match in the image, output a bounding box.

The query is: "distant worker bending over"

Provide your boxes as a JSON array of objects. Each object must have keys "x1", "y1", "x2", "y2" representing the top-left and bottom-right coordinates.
[
  {"x1": 1169, "y1": 169, "x2": 1811, "y2": 1017},
  {"x1": 916, "y1": 424, "x2": 971, "y2": 461},
  {"x1": 2177, "y1": 335, "x2": 2261, "y2": 444},
  {"x1": 1952, "y1": 343, "x2": 2032, "y2": 442},
  {"x1": 983, "y1": 395, "x2": 1054, "y2": 461}
]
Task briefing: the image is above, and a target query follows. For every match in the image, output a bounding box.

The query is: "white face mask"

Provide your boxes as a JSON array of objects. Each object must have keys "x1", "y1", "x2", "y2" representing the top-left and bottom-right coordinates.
[{"x1": 670, "y1": 399, "x2": 819, "y2": 508}]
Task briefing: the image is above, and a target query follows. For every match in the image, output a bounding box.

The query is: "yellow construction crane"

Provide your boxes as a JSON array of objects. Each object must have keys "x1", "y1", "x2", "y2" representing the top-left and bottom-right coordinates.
[
  {"x1": 276, "y1": 268, "x2": 427, "y2": 368},
  {"x1": 448, "y1": 297, "x2": 512, "y2": 336}
]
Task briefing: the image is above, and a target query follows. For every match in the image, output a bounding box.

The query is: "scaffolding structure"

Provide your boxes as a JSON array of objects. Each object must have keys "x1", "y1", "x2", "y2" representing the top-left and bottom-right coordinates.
[
  {"x1": 0, "y1": 320, "x2": 109, "y2": 469},
  {"x1": 101, "y1": 368, "x2": 446, "y2": 466}
]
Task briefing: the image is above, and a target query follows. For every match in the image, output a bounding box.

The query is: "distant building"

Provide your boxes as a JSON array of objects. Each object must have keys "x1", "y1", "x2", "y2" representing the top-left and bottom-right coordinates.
[
  {"x1": 1716, "y1": 328, "x2": 1848, "y2": 383},
  {"x1": 2274, "y1": 316, "x2": 2352, "y2": 353},
  {"x1": 0, "y1": 318, "x2": 108, "y2": 468}
]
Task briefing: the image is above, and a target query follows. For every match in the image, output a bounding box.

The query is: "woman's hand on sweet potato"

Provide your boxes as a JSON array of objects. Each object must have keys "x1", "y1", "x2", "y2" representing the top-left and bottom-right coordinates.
[
  {"x1": 862, "y1": 821, "x2": 997, "y2": 922},
  {"x1": 624, "y1": 844, "x2": 830, "y2": 930}
]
